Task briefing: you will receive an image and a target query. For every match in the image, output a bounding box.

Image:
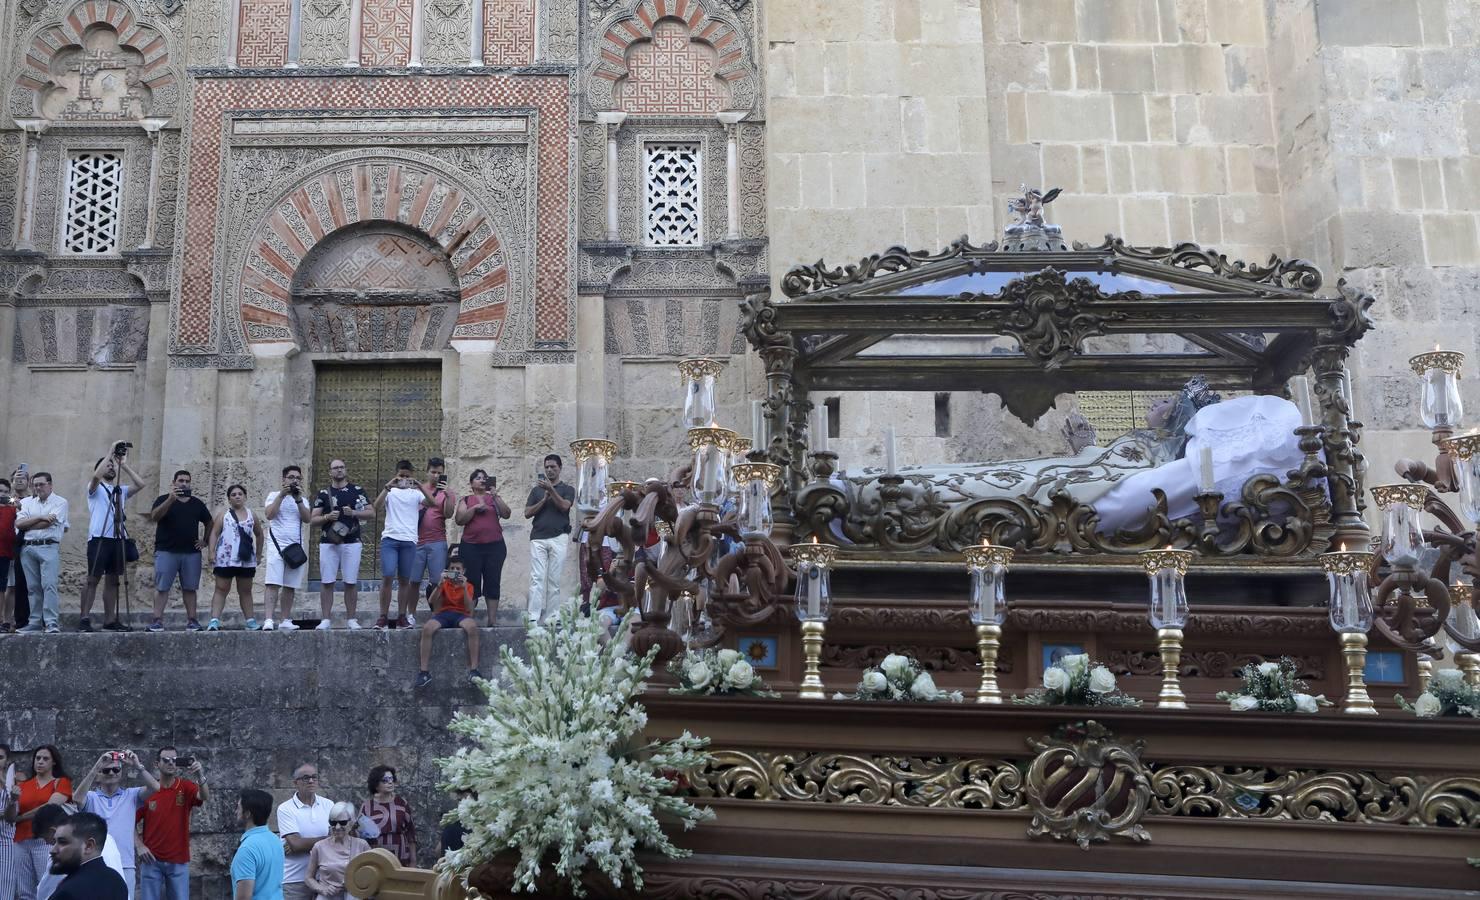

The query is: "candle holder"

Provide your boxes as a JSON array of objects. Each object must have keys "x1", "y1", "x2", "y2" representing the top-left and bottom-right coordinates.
[
  {"x1": 728, "y1": 437, "x2": 752, "y2": 495},
  {"x1": 1320, "y1": 548, "x2": 1378, "y2": 715},
  {"x1": 570, "y1": 439, "x2": 617, "y2": 515},
  {"x1": 1438, "y1": 431, "x2": 1480, "y2": 523},
  {"x1": 1450, "y1": 581, "x2": 1480, "y2": 686},
  {"x1": 809, "y1": 450, "x2": 839, "y2": 482},
  {"x1": 1416, "y1": 654, "x2": 1434, "y2": 694},
  {"x1": 790, "y1": 542, "x2": 837, "y2": 699},
  {"x1": 733, "y1": 462, "x2": 781, "y2": 539},
  {"x1": 1193, "y1": 490, "x2": 1223, "y2": 548},
  {"x1": 1411, "y1": 350, "x2": 1464, "y2": 490},
  {"x1": 606, "y1": 480, "x2": 639, "y2": 503},
  {"x1": 1140, "y1": 548, "x2": 1193, "y2": 710},
  {"x1": 678, "y1": 358, "x2": 725, "y2": 429},
  {"x1": 687, "y1": 426, "x2": 738, "y2": 507},
  {"x1": 1371, "y1": 483, "x2": 1429, "y2": 568},
  {"x1": 963, "y1": 542, "x2": 1014, "y2": 704}
]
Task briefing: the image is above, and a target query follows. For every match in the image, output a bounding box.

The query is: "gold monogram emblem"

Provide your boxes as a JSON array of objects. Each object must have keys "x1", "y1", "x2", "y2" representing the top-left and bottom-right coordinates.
[{"x1": 1025, "y1": 720, "x2": 1152, "y2": 849}]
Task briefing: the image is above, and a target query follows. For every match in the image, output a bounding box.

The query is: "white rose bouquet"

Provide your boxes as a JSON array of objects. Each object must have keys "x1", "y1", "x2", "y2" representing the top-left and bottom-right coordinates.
[
  {"x1": 835, "y1": 652, "x2": 964, "y2": 702},
  {"x1": 668, "y1": 648, "x2": 780, "y2": 697},
  {"x1": 436, "y1": 600, "x2": 713, "y2": 897},
  {"x1": 1215, "y1": 657, "x2": 1330, "y2": 713},
  {"x1": 1395, "y1": 668, "x2": 1480, "y2": 718},
  {"x1": 1014, "y1": 653, "x2": 1140, "y2": 707}
]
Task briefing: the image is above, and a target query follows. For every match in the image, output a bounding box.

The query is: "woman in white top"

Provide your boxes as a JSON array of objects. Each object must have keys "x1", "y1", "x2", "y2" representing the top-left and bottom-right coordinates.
[{"x1": 205, "y1": 484, "x2": 265, "y2": 631}]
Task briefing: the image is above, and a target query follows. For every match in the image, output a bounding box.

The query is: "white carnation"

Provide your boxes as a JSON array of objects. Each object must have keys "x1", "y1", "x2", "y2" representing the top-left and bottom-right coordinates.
[
  {"x1": 1414, "y1": 692, "x2": 1442, "y2": 717},
  {"x1": 1042, "y1": 666, "x2": 1070, "y2": 692},
  {"x1": 687, "y1": 660, "x2": 713, "y2": 689},
  {"x1": 880, "y1": 654, "x2": 912, "y2": 679},
  {"x1": 861, "y1": 670, "x2": 889, "y2": 694},
  {"x1": 1060, "y1": 653, "x2": 1089, "y2": 674},
  {"x1": 1088, "y1": 666, "x2": 1117, "y2": 694},
  {"x1": 1229, "y1": 695, "x2": 1260, "y2": 711},
  {"x1": 724, "y1": 660, "x2": 755, "y2": 690},
  {"x1": 1257, "y1": 661, "x2": 1280, "y2": 676},
  {"x1": 1433, "y1": 668, "x2": 1465, "y2": 686},
  {"x1": 909, "y1": 671, "x2": 939, "y2": 700},
  {"x1": 1292, "y1": 693, "x2": 1319, "y2": 714},
  {"x1": 716, "y1": 649, "x2": 742, "y2": 669}
]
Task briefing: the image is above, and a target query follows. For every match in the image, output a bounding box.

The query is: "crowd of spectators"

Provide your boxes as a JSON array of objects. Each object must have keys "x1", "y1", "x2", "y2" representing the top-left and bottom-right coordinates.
[{"x1": 0, "y1": 742, "x2": 461, "y2": 900}]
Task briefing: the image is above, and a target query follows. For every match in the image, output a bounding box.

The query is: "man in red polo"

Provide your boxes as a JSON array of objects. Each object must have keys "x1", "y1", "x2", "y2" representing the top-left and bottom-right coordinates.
[{"x1": 135, "y1": 748, "x2": 207, "y2": 900}]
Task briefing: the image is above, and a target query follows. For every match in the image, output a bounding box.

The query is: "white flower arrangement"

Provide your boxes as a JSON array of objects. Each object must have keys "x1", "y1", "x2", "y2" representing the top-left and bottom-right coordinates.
[
  {"x1": 436, "y1": 600, "x2": 714, "y2": 897},
  {"x1": 1215, "y1": 657, "x2": 1331, "y2": 713},
  {"x1": 1013, "y1": 653, "x2": 1141, "y2": 707},
  {"x1": 1395, "y1": 668, "x2": 1480, "y2": 718},
  {"x1": 668, "y1": 648, "x2": 780, "y2": 697},
  {"x1": 834, "y1": 652, "x2": 964, "y2": 702}
]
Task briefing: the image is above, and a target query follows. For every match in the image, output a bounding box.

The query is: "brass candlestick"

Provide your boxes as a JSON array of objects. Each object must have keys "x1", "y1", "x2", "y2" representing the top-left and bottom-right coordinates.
[
  {"x1": 964, "y1": 541, "x2": 1013, "y2": 704},
  {"x1": 974, "y1": 625, "x2": 1003, "y2": 704},
  {"x1": 1339, "y1": 632, "x2": 1378, "y2": 715},
  {"x1": 1461, "y1": 653, "x2": 1480, "y2": 687},
  {"x1": 1416, "y1": 654, "x2": 1434, "y2": 694},
  {"x1": 799, "y1": 620, "x2": 827, "y2": 699},
  {"x1": 1157, "y1": 627, "x2": 1187, "y2": 709}
]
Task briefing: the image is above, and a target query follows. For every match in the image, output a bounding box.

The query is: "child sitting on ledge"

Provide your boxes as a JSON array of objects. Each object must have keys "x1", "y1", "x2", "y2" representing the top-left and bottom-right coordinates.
[{"x1": 415, "y1": 550, "x2": 481, "y2": 688}]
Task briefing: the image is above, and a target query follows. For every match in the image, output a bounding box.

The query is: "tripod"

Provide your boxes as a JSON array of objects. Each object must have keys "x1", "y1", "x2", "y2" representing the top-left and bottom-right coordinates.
[{"x1": 98, "y1": 473, "x2": 132, "y2": 629}]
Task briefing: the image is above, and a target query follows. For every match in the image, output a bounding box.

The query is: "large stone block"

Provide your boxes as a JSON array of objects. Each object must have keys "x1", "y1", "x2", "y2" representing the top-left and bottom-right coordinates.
[
  {"x1": 1316, "y1": 0, "x2": 1423, "y2": 46},
  {"x1": 767, "y1": 0, "x2": 896, "y2": 43},
  {"x1": 1197, "y1": 94, "x2": 1276, "y2": 144},
  {"x1": 1153, "y1": 44, "x2": 1228, "y2": 94},
  {"x1": 1015, "y1": 0, "x2": 1079, "y2": 41},
  {"x1": 1098, "y1": 46, "x2": 1156, "y2": 92},
  {"x1": 1024, "y1": 92, "x2": 1116, "y2": 141},
  {"x1": 768, "y1": 97, "x2": 903, "y2": 155},
  {"x1": 1331, "y1": 210, "x2": 1428, "y2": 268},
  {"x1": 862, "y1": 152, "x2": 992, "y2": 207},
  {"x1": 1077, "y1": 0, "x2": 1162, "y2": 43},
  {"x1": 1206, "y1": 0, "x2": 1267, "y2": 44},
  {"x1": 1421, "y1": 213, "x2": 1480, "y2": 266},
  {"x1": 1112, "y1": 92, "x2": 1149, "y2": 141}
]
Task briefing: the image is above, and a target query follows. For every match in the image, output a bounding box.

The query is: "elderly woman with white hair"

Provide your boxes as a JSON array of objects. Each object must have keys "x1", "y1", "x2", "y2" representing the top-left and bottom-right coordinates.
[{"x1": 304, "y1": 800, "x2": 370, "y2": 899}]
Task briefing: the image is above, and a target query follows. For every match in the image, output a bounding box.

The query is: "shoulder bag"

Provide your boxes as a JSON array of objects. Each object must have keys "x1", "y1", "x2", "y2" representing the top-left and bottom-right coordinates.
[{"x1": 270, "y1": 494, "x2": 308, "y2": 568}]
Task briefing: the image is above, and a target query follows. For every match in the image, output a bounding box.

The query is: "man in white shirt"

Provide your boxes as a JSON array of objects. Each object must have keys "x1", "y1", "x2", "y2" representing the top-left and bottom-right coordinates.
[
  {"x1": 16, "y1": 473, "x2": 69, "y2": 634},
  {"x1": 374, "y1": 459, "x2": 438, "y2": 630},
  {"x1": 275, "y1": 763, "x2": 333, "y2": 900},
  {"x1": 80, "y1": 444, "x2": 143, "y2": 633},
  {"x1": 263, "y1": 465, "x2": 312, "y2": 631}
]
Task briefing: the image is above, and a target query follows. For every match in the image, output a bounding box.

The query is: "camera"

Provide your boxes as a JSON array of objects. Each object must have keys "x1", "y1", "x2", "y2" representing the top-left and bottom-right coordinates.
[
  {"x1": 108, "y1": 751, "x2": 124, "y2": 763},
  {"x1": 177, "y1": 485, "x2": 192, "y2": 498},
  {"x1": 113, "y1": 441, "x2": 132, "y2": 458},
  {"x1": 289, "y1": 484, "x2": 302, "y2": 497},
  {"x1": 175, "y1": 756, "x2": 195, "y2": 769}
]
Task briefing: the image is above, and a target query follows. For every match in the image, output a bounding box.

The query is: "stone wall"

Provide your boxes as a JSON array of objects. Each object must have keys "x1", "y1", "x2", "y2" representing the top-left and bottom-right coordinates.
[{"x1": 0, "y1": 630, "x2": 519, "y2": 898}]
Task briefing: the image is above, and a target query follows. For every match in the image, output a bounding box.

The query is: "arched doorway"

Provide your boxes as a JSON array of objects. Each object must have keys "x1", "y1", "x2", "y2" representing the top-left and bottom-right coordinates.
[{"x1": 290, "y1": 221, "x2": 460, "y2": 353}]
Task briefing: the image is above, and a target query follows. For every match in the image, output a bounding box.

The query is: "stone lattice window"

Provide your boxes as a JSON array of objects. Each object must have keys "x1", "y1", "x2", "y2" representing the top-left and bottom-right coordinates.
[
  {"x1": 644, "y1": 142, "x2": 702, "y2": 247},
  {"x1": 63, "y1": 151, "x2": 124, "y2": 254}
]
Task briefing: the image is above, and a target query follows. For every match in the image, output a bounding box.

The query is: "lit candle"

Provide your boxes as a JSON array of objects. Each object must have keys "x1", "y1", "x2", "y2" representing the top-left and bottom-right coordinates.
[
  {"x1": 1294, "y1": 375, "x2": 1315, "y2": 426},
  {"x1": 814, "y1": 404, "x2": 829, "y2": 453},
  {"x1": 1197, "y1": 446, "x2": 1216, "y2": 494},
  {"x1": 885, "y1": 426, "x2": 897, "y2": 475},
  {"x1": 751, "y1": 400, "x2": 764, "y2": 445}
]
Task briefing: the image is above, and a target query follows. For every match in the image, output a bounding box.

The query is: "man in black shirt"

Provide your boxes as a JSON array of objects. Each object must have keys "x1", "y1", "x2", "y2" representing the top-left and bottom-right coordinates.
[
  {"x1": 147, "y1": 470, "x2": 214, "y2": 632},
  {"x1": 311, "y1": 458, "x2": 374, "y2": 629},
  {"x1": 523, "y1": 453, "x2": 575, "y2": 624},
  {"x1": 49, "y1": 812, "x2": 128, "y2": 900}
]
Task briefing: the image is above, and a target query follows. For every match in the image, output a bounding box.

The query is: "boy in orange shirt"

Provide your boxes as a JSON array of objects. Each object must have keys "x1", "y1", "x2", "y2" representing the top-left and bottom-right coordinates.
[{"x1": 415, "y1": 550, "x2": 480, "y2": 687}]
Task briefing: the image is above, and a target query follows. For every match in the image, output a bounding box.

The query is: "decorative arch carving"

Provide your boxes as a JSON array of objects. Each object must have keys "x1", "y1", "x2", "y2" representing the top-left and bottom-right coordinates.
[
  {"x1": 234, "y1": 156, "x2": 512, "y2": 351},
  {"x1": 590, "y1": 0, "x2": 756, "y2": 114},
  {"x1": 11, "y1": 0, "x2": 179, "y2": 121}
]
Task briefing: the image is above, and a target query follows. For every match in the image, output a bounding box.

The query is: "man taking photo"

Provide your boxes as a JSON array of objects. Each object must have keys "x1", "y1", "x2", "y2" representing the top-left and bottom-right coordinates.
[
  {"x1": 81, "y1": 441, "x2": 144, "y2": 632},
  {"x1": 147, "y1": 471, "x2": 214, "y2": 632},
  {"x1": 76, "y1": 750, "x2": 160, "y2": 900},
  {"x1": 311, "y1": 459, "x2": 373, "y2": 630},
  {"x1": 136, "y1": 748, "x2": 207, "y2": 900},
  {"x1": 264, "y1": 465, "x2": 312, "y2": 631}
]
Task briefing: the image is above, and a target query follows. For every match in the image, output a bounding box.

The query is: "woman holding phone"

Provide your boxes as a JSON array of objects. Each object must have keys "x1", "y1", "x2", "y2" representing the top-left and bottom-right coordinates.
[{"x1": 454, "y1": 469, "x2": 510, "y2": 624}]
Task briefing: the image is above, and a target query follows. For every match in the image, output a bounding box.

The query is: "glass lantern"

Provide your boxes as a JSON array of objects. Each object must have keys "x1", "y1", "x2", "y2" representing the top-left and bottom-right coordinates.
[
  {"x1": 669, "y1": 590, "x2": 695, "y2": 644},
  {"x1": 1140, "y1": 548, "x2": 1193, "y2": 629},
  {"x1": 732, "y1": 462, "x2": 780, "y2": 539},
  {"x1": 1441, "y1": 433, "x2": 1480, "y2": 524},
  {"x1": 790, "y1": 541, "x2": 837, "y2": 623},
  {"x1": 570, "y1": 439, "x2": 616, "y2": 514},
  {"x1": 727, "y1": 437, "x2": 752, "y2": 494},
  {"x1": 678, "y1": 358, "x2": 724, "y2": 429},
  {"x1": 1411, "y1": 350, "x2": 1464, "y2": 430},
  {"x1": 1372, "y1": 483, "x2": 1429, "y2": 568},
  {"x1": 687, "y1": 426, "x2": 736, "y2": 506},
  {"x1": 1319, "y1": 548, "x2": 1376, "y2": 633},
  {"x1": 963, "y1": 542, "x2": 1013, "y2": 626}
]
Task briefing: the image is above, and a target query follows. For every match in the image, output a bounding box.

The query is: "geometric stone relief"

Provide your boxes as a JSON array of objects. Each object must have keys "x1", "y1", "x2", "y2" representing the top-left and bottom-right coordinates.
[
  {"x1": 34, "y1": 131, "x2": 150, "y2": 252},
  {"x1": 360, "y1": 0, "x2": 414, "y2": 66},
  {"x1": 483, "y1": 0, "x2": 535, "y2": 66},
  {"x1": 236, "y1": 0, "x2": 292, "y2": 66},
  {"x1": 603, "y1": 293, "x2": 743, "y2": 356},
  {"x1": 0, "y1": 133, "x2": 21, "y2": 242},
  {"x1": 643, "y1": 142, "x2": 702, "y2": 246},
  {"x1": 422, "y1": 0, "x2": 471, "y2": 66},
  {"x1": 588, "y1": 0, "x2": 757, "y2": 115},
  {"x1": 300, "y1": 0, "x2": 352, "y2": 66},
  {"x1": 13, "y1": 262, "x2": 150, "y2": 365},
  {"x1": 542, "y1": 0, "x2": 578, "y2": 62},
  {"x1": 616, "y1": 125, "x2": 722, "y2": 246},
  {"x1": 736, "y1": 121, "x2": 764, "y2": 240},
  {"x1": 577, "y1": 122, "x2": 607, "y2": 241},
  {"x1": 14, "y1": 0, "x2": 180, "y2": 120},
  {"x1": 62, "y1": 151, "x2": 125, "y2": 253}
]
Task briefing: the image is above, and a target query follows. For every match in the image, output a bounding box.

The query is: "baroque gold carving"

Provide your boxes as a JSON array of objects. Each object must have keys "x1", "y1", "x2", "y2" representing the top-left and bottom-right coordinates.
[
  {"x1": 1370, "y1": 483, "x2": 1430, "y2": 511},
  {"x1": 1409, "y1": 350, "x2": 1464, "y2": 376},
  {"x1": 1025, "y1": 721, "x2": 1152, "y2": 849}
]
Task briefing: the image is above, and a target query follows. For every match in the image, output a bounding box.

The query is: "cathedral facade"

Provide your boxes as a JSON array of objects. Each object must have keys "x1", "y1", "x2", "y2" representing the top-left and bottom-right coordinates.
[{"x1": 1, "y1": 0, "x2": 1477, "y2": 604}]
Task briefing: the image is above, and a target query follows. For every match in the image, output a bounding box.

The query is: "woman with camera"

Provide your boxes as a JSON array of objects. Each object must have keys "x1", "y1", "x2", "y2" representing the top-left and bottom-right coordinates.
[
  {"x1": 303, "y1": 800, "x2": 369, "y2": 900},
  {"x1": 452, "y1": 469, "x2": 509, "y2": 625},
  {"x1": 205, "y1": 485, "x2": 265, "y2": 631}
]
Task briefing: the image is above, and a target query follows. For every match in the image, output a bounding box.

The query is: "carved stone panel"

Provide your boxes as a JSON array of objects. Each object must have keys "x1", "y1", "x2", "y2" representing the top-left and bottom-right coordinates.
[
  {"x1": 299, "y1": 0, "x2": 352, "y2": 65},
  {"x1": 421, "y1": 0, "x2": 470, "y2": 65}
]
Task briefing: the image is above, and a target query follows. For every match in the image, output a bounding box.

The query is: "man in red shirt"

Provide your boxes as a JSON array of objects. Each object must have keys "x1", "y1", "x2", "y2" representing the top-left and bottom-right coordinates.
[{"x1": 135, "y1": 748, "x2": 207, "y2": 900}]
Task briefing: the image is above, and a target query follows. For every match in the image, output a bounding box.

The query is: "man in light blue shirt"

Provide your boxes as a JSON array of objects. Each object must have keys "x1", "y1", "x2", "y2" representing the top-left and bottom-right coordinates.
[
  {"x1": 231, "y1": 790, "x2": 283, "y2": 900},
  {"x1": 76, "y1": 750, "x2": 159, "y2": 900}
]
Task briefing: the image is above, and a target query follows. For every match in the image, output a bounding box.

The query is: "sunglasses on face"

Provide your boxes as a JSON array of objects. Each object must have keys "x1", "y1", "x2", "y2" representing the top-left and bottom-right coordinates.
[
  {"x1": 100, "y1": 767, "x2": 122, "y2": 775},
  {"x1": 159, "y1": 758, "x2": 177, "y2": 765},
  {"x1": 329, "y1": 819, "x2": 351, "y2": 826},
  {"x1": 381, "y1": 775, "x2": 396, "y2": 783}
]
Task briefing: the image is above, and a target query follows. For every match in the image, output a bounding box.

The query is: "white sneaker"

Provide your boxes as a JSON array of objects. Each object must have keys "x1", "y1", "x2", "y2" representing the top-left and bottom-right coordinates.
[
  {"x1": 347, "y1": 620, "x2": 362, "y2": 630},
  {"x1": 278, "y1": 620, "x2": 300, "y2": 632},
  {"x1": 315, "y1": 620, "x2": 331, "y2": 631},
  {"x1": 406, "y1": 613, "x2": 417, "y2": 627},
  {"x1": 263, "y1": 618, "x2": 276, "y2": 631}
]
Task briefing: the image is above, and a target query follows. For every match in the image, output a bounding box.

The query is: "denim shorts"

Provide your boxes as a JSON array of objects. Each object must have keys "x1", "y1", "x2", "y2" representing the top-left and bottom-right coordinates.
[
  {"x1": 154, "y1": 550, "x2": 204, "y2": 592},
  {"x1": 381, "y1": 537, "x2": 416, "y2": 581}
]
